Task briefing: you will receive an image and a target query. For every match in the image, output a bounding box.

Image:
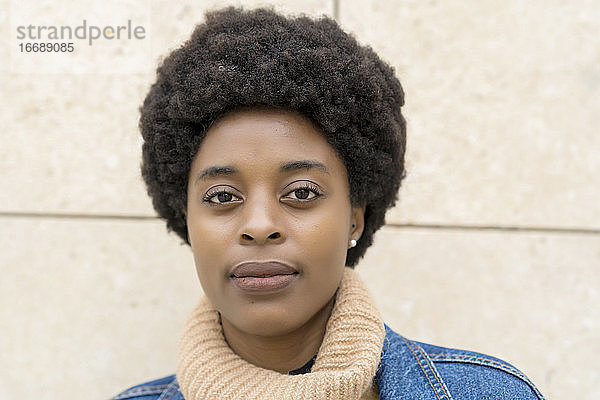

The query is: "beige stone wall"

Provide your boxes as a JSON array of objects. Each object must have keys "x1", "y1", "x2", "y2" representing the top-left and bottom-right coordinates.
[{"x1": 1, "y1": 0, "x2": 598, "y2": 399}]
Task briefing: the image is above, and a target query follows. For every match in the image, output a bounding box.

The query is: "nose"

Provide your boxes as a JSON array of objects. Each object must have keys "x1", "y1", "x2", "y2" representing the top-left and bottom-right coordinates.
[{"x1": 238, "y1": 193, "x2": 285, "y2": 245}]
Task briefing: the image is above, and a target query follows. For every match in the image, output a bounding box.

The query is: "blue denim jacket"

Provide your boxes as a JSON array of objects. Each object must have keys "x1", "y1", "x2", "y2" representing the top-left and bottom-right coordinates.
[{"x1": 110, "y1": 324, "x2": 546, "y2": 399}]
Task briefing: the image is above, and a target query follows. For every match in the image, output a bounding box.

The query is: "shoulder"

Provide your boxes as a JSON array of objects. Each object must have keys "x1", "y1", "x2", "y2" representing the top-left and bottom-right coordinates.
[
  {"x1": 377, "y1": 324, "x2": 546, "y2": 400},
  {"x1": 417, "y1": 341, "x2": 546, "y2": 400},
  {"x1": 109, "y1": 375, "x2": 181, "y2": 400}
]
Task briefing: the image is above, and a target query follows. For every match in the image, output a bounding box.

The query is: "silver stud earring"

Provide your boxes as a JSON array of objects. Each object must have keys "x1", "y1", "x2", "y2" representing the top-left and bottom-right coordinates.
[{"x1": 349, "y1": 239, "x2": 357, "y2": 248}]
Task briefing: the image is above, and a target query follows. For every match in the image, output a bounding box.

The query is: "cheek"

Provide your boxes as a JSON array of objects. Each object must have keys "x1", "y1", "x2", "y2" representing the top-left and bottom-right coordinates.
[
  {"x1": 187, "y1": 205, "x2": 234, "y2": 252},
  {"x1": 296, "y1": 208, "x2": 349, "y2": 269},
  {"x1": 187, "y1": 216, "x2": 232, "y2": 286}
]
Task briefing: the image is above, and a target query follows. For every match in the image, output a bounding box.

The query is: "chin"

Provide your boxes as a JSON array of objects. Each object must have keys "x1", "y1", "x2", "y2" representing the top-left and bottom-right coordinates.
[
  {"x1": 244, "y1": 320, "x2": 299, "y2": 337},
  {"x1": 230, "y1": 303, "x2": 310, "y2": 337}
]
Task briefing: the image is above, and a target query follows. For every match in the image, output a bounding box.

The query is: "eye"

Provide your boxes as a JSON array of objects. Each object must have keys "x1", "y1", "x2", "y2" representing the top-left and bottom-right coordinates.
[
  {"x1": 282, "y1": 182, "x2": 322, "y2": 202},
  {"x1": 202, "y1": 187, "x2": 242, "y2": 205},
  {"x1": 293, "y1": 188, "x2": 312, "y2": 200}
]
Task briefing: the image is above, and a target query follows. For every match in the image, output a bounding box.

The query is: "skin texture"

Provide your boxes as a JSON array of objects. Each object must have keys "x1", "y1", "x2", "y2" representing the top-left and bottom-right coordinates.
[{"x1": 185, "y1": 108, "x2": 365, "y2": 373}]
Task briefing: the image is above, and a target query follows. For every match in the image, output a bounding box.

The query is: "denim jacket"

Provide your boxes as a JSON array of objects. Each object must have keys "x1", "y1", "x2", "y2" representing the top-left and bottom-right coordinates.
[{"x1": 110, "y1": 324, "x2": 546, "y2": 399}]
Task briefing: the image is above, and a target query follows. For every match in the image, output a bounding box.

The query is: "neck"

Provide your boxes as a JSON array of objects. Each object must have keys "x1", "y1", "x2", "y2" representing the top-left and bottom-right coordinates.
[{"x1": 221, "y1": 295, "x2": 335, "y2": 373}]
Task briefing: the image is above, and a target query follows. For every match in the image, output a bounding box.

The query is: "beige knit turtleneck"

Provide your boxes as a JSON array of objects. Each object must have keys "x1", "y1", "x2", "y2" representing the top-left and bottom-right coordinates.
[{"x1": 177, "y1": 267, "x2": 385, "y2": 400}]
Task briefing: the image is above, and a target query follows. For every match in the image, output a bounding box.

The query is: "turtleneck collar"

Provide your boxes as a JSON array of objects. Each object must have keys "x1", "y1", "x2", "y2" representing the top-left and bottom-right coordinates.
[{"x1": 177, "y1": 267, "x2": 384, "y2": 399}]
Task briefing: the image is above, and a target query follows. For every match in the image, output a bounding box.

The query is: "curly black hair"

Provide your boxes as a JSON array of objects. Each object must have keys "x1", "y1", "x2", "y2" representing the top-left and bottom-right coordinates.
[{"x1": 139, "y1": 6, "x2": 406, "y2": 267}]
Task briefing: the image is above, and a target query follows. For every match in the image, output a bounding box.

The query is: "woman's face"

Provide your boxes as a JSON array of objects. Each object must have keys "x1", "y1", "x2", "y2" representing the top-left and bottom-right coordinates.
[{"x1": 186, "y1": 108, "x2": 364, "y2": 337}]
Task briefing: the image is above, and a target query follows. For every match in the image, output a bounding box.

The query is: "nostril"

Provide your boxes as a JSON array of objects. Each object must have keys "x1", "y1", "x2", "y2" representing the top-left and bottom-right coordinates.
[
  {"x1": 242, "y1": 233, "x2": 253, "y2": 241},
  {"x1": 269, "y1": 232, "x2": 281, "y2": 239}
]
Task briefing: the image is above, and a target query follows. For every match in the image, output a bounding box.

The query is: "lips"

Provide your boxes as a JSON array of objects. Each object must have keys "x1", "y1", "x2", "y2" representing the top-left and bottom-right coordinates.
[
  {"x1": 230, "y1": 261, "x2": 299, "y2": 293},
  {"x1": 231, "y1": 261, "x2": 297, "y2": 278}
]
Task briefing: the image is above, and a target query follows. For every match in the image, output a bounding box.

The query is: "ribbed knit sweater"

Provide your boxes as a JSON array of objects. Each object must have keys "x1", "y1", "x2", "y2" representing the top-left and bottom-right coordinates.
[{"x1": 177, "y1": 267, "x2": 385, "y2": 399}]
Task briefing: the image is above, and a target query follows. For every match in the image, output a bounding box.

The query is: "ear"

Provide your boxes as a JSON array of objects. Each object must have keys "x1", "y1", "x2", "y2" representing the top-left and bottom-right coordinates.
[{"x1": 350, "y1": 205, "x2": 366, "y2": 241}]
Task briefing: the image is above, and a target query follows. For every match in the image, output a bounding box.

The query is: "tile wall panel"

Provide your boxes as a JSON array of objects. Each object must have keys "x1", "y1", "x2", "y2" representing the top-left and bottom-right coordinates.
[
  {"x1": 0, "y1": 218, "x2": 198, "y2": 399},
  {"x1": 1, "y1": 0, "x2": 331, "y2": 215},
  {"x1": 356, "y1": 226, "x2": 600, "y2": 400},
  {"x1": 339, "y1": 0, "x2": 600, "y2": 229}
]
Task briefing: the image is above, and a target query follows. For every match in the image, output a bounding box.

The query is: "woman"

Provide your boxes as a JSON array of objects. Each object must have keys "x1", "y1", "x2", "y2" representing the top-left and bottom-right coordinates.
[{"x1": 111, "y1": 7, "x2": 545, "y2": 399}]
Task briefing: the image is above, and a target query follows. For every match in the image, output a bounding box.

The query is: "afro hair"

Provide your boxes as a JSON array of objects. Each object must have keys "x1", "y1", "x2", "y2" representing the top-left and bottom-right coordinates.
[{"x1": 139, "y1": 6, "x2": 407, "y2": 267}]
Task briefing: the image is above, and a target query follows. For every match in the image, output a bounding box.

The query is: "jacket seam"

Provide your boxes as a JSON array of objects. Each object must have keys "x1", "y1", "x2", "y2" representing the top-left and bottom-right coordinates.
[
  {"x1": 157, "y1": 379, "x2": 181, "y2": 400},
  {"x1": 428, "y1": 353, "x2": 522, "y2": 376},
  {"x1": 428, "y1": 353, "x2": 546, "y2": 400},
  {"x1": 112, "y1": 384, "x2": 169, "y2": 399},
  {"x1": 402, "y1": 337, "x2": 453, "y2": 400},
  {"x1": 416, "y1": 344, "x2": 454, "y2": 399}
]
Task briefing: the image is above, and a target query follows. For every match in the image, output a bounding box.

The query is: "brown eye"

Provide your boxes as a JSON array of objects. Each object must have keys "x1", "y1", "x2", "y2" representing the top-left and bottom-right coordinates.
[
  {"x1": 294, "y1": 188, "x2": 310, "y2": 199},
  {"x1": 283, "y1": 182, "x2": 322, "y2": 203},
  {"x1": 202, "y1": 187, "x2": 241, "y2": 205},
  {"x1": 209, "y1": 191, "x2": 239, "y2": 204},
  {"x1": 217, "y1": 192, "x2": 233, "y2": 202}
]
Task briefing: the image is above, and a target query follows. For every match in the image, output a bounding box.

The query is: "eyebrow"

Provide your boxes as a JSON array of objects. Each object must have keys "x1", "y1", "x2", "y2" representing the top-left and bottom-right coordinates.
[
  {"x1": 279, "y1": 160, "x2": 329, "y2": 175},
  {"x1": 195, "y1": 166, "x2": 237, "y2": 183},
  {"x1": 194, "y1": 160, "x2": 329, "y2": 184}
]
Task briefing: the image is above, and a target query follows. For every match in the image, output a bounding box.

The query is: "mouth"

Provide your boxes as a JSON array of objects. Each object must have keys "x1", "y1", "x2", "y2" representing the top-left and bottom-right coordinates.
[{"x1": 230, "y1": 261, "x2": 299, "y2": 294}]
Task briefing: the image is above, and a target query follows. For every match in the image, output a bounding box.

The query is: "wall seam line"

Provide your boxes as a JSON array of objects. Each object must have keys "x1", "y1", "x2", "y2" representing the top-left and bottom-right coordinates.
[{"x1": 1, "y1": 211, "x2": 598, "y2": 235}]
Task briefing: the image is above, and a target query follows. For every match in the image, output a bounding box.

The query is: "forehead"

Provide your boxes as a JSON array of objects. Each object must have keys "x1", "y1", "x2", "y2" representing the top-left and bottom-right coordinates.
[{"x1": 192, "y1": 109, "x2": 343, "y2": 170}]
